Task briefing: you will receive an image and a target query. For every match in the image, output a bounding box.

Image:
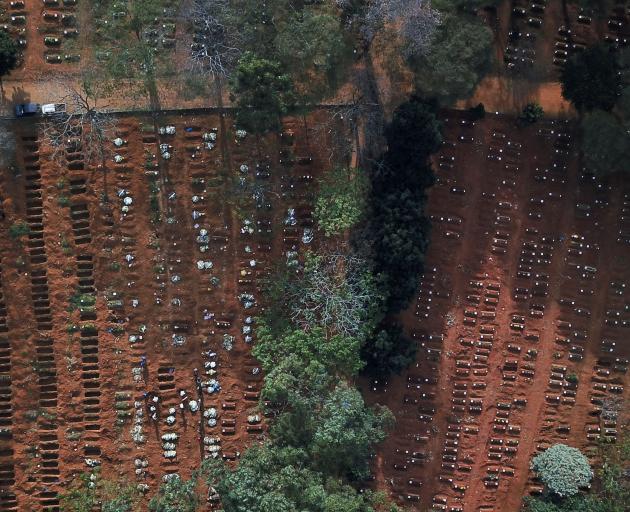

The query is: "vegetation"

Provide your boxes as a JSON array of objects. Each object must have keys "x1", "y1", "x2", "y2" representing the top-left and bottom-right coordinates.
[
  {"x1": 531, "y1": 444, "x2": 594, "y2": 498},
  {"x1": 148, "y1": 473, "x2": 201, "y2": 512},
  {"x1": 275, "y1": 10, "x2": 352, "y2": 103},
  {"x1": 562, "y1": 46, "x2": 630, "y2": 176},
  {"x1": 231, "y1": 52, "x2": 294, "y2": 134},
  {"x1": 8, "y1": 221, "x2": 30, "y2": 240},
  {"x1": 526, "y1": 432, "x2": 629, "y2": 511},
  {"x1": 351, "y1": 96, "x2": 441, "y2": 375},
  {"x1": 60, "y1": 470, "x2": 137, "y2": 512},
  {"x1": 315, "y1": 167, "x2": 368, "y2": 237},
  {"x1": 520, "y1": 103, "x2": 544, "y2": 124},
  {"x1": 411, "y1": 14, "x2": 493, "y2": 104},
  {"x1": 560, "y1": 44, "x2": 621, "y2": 112},
  {"x1": 0, "y1": 29, "x2": 18, "y2": 84}
]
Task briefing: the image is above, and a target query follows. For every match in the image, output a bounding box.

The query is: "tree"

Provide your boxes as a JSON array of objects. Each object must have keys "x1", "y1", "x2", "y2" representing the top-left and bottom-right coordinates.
[
  {"x1": 560, "y1": 44, "x2": 621, "y2": 112},
  {"x1": 361, "y1": 0, "x2": 442, "y2": 57},
  {"x1": 581, "y1": 110, "x2": 630, "y2": 176},
  {"x1": 148, "y1": 474, "x2": 201, "y2": 512},
  {"x1": 187, "y1": 0, "x2": 242, "y2": 79},
  {"x1": 41, "y1": 71, "x2": 117, "y2": 200},
  {"x1": 311, "y1": 383, "x2": 394, "y2": 479},
  {"x1": 531, "y1": 444, "x2": 594, "y2": 498},
  {"x1": 254, "y1": 324, "x2": 364, "y2": 382},
  {"x1": 262, "y1": 249, "x2": 384, "y2": 340},
  {"x1": 0, "y1": 29, "x2": 18, "y2": 86},
  {"x1": 315, "y1": 167, "x2": 368, "y2": 236},
  {"x1": 381, "y1": 96, "x2": 442, "y2": 172},
  {"x1": 275, "y1": 11, "x2": 352, "y2": 103},
  {"x1": 230, "y1": 52, "x2": 294, "y2": 134},
  {"x1": 520, "y1": 102, "x2": 544, "y2": 124},
  {"x1": 210, "y1": 444, "x2": 389, "y2": 512},
  {"x1": 356, "y1": 97, "x2": 440, "y2": 375},
  {"x1": 362, "y1": 323, "x2": 417, "y2": 376},
  {"x1": 433, "y1": 0, "x2": 501, "y2": 12},
  {"x1": 411, "y1": 14, "x2": 492, "y2": 104}
]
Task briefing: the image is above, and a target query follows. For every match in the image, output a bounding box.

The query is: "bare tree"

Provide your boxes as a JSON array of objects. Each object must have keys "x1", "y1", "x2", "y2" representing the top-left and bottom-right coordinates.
[
  {"x1": 288, "y1": 249, "x2": 381, "y2": 339},
  {"x1": 187, "y1": 0, "x2": 242, "y2": 81},
  {"x1": 313, "y1": 94, "x2": 383, "y2": 165},
  {"x1": 41, "y1": 74, "x2": 117, "y2": 201},
  {"x1": 360, "y1": 0, "x2": 442, "y2": 56}
]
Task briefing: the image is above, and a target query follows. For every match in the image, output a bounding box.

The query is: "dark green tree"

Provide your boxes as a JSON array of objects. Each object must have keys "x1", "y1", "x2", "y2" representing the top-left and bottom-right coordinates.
[
  {"x1": 310, "y1": 383, "x2": 393, "y2": 479},
  {"x1": 362, "y1": 324, "x2": 417, "y2": 376},
  {"x1": 581, "y1": 110, "x2": 630, "y2": 176},
  {"x1": 275, "y1": 11, "x2": 352, "y2": 103},
  {"x1": 211, "y1": 444, "x2": 393, "y2": 512},
  {"x1": 0, "y1": 29, "x2": 18, "y2": 86},
  {"x1": 231, "y1": 52, "x2": 294, "y2": 134},
  {"x1": 411, "y1": 14, "x2": 493, "y2": 104},
  {"x1": 520, "y1": 103, "x2": 544, "y2": 124},
  {"x1": 560, "y1": 44, "x2": 621, "y2": 112}
]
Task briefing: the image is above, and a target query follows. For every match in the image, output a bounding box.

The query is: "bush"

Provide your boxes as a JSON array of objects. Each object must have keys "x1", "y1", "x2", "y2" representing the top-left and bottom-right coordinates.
[
  {"x1": 531, "y1": 444, "x2": 593, "y2": 497},
  {"x1": 314, "y1": 167, "x2": 367, "y2": 237},
  {"x1": 8, "y1": 221, "x2": 29, "y2": 240},
  {"x1": 520, "y1": 102, "x2": 544, "y2": 124}
]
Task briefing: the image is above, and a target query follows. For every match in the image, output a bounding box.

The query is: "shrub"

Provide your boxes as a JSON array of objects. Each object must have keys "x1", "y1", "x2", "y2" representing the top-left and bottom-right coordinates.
[
  {"x1": 531, "y1": 444, "x2": 593, "y2": 497},
  {"x1": 8, "y1": 221, "x2": 29, "y2": 240}
]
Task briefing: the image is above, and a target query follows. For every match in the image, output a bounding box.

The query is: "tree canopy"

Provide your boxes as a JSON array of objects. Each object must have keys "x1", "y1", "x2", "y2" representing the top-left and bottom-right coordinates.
[
  {"x1": 531, "y1": 444, "x2": 594, "y2": 498},
  {"x1": 315, "y1": 167, "x2": 368, "y2": 237},
  {"x1": 581, "y1": 110, "x2": 630, "y2": 176},
  {"x1": 411, "y1": 14, "x2": 493, "y2": 104},
  {"x1": 211, "y1": 444, "x2": 397, "y2": 512},
  {"x1": 560, "y1": 44, "x2": 621, "y2": 112},
  {"x1": 231, "y1": 52, "x2": 294, "y2": 134},
  {"x1": 0, "y1": 29, "x2": 18, "y2": 81},
  {"x1": 275, "y1": 11, "x2": 352, "y2": 102}
]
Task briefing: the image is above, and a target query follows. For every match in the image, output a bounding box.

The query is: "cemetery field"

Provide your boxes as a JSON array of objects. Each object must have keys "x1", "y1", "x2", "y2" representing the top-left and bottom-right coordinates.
[
  {"x1": 0, "y1": 110, "x2": 334, "y2": 511},
  {"x1": 367, "y1": 111, "x2": 630, "y2": 512}
]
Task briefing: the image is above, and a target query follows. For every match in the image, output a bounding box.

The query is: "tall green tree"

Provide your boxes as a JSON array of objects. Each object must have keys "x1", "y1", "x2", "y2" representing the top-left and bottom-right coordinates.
[
  {"x1": 211, "y1": 444, "x2": 394, "y2": 512},
  {"x1": 311, "y1": 383, "x2": 394, "y2": 479},
  {"x1": 231, "y1": 52, "x2": 294, "y2": 133},
  {"x1": 315, "y1": 168, "x2": 368, "y2": 236},
  {"x1": 411, "y1": 14, "x2": 492, "y2": 104},
  {"x1": 560, "y1": 44, "x2": 621, "y2": 112},
  {"x1": 581, "y1": 110, "x2": 630, "y2": 176},
  {"x1": 275, "y1": 11, "x2": 352, "y2": 103},
  {"x1": 0, "y1": 30, "x2": 18, "y2": 86}
]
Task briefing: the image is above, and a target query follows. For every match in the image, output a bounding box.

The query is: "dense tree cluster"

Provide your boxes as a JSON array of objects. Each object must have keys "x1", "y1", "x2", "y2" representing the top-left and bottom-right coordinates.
[
  {"x1": 356, "y1": 96, "x2": 441, "y2": 374},
  {"x1": 560, "y1": 44, "x2": 621, "y2": 112},
  {"x1": 410, "y1": 14, "x2": 493, "y2": 103},
  {"x1": 560, "y1": 44, "x2": 630, "y2": 176},
  {"x1": 0, "y1": 29, "x2": 18, "y2": 84}
]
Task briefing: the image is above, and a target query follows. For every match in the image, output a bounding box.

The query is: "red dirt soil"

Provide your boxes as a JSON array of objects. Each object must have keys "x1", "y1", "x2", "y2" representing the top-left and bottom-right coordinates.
[
  {"x1": 0, "y1": 110, "x2": 334, "y2": 511},
  {"x1": 366, "y1": 111, "x2": 630, "y2": 512}
]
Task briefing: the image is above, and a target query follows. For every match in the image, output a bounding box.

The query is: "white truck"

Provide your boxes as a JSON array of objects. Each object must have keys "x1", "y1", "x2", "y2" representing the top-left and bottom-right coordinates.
[{"x1": 41, "y1": 103, "x2": 66, "y2": 115}]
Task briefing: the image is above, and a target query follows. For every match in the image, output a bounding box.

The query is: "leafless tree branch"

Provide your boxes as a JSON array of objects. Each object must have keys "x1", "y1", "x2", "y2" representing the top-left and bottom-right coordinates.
[
  {"x1": 186, "y1": 0, "x2": 242, "y2": 78},
  {"x1": 40, "y1": 77, "x2": 117, "y2": 167},
  {"x1": 288, "y1": 248, "x2": 379, "y2": 338}
]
